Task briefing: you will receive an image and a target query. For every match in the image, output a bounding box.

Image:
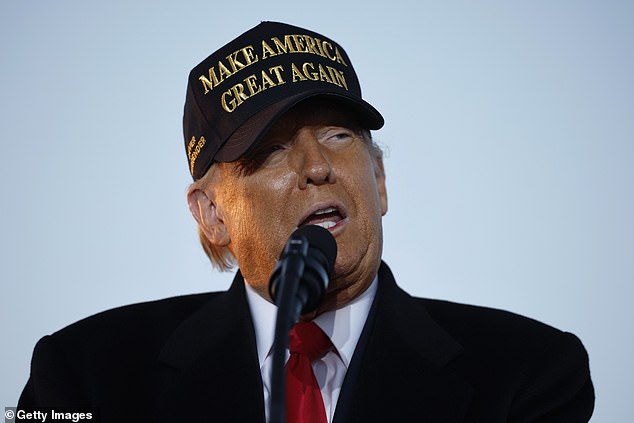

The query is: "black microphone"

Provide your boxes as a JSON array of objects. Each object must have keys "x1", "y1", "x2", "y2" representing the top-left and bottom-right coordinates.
[
  {"x1": 269, "y1": 224, "x2": 337, "y2": 315},
  {"x1": 268, "y1": 225, "x2": 337, "y2": 423}
]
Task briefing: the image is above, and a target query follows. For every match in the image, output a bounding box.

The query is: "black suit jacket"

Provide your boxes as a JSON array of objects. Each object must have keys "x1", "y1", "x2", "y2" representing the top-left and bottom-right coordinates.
[{"x1": 19, "y1": 262, "x2": 594, "y2": 422}]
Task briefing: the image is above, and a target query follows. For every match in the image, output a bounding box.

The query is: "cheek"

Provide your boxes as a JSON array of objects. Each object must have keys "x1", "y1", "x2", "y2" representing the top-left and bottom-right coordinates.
[
  {"x1": 345, "y1": 158, "x2": 384, "y2": 215},
  {"x1": 239, "y1": 172, "x2": 297, "y2": 228},
  {"x1": 221, "y1": 175, "x2": 294, "y2": 266},
  {"x1": 335, "y1": 156, "x2": 384, "y2": 245},
  {"x1": 268, "y1": 170, "x2": 295, "y2": 192}
]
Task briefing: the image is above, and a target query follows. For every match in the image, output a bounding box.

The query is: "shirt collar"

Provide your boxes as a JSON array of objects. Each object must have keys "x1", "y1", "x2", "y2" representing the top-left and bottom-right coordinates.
[{"x1": 244, "y1": 276, "x2": 378, "y2": 369}]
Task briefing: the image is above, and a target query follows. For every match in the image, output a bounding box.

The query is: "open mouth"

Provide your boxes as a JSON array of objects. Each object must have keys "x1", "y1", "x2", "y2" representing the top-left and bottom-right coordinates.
[{"x1": 298, "y1": 205, "x2": 347, "y2": 230}]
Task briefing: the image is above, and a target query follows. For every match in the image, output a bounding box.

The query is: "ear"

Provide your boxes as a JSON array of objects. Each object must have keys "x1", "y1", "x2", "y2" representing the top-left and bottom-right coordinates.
[
  {"x1": 374, "y1": 156, "x2": 388, "y2": 216},
  {"x1": 187, "y1": 188, "x2": 230, "y2": 247}
]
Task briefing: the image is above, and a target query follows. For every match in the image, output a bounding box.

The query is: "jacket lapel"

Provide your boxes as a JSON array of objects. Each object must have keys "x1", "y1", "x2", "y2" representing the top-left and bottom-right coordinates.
[
  {"x1": 335, "y1": 262, "x2": 473, "y2": 423},
  {"x1": 154, "y1": 272, "x2": 265, "y2": 423}
]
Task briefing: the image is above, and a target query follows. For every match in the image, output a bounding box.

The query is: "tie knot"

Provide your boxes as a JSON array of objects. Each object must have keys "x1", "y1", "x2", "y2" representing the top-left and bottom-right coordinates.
[{"x1": 289, "y1": 322, "x2": 332, "y2": 361}]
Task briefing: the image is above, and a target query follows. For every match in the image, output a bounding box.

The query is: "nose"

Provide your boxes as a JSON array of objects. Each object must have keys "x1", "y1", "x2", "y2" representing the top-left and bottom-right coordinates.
[{"x1": 293, "y1": 130, "x2": 335, "y2": 189}]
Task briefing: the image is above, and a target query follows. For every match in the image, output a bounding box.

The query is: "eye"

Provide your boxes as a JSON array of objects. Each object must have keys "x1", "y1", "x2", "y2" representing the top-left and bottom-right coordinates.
[
  {"x1": 319, "y1": 127, "x2": 357, "y2": 147},
  {"x1": 330, "y1": 132, "x2": 353, "y2": 141},
  {"x1": 253, "y1": 142, "x2": 286, "y2": 157}
]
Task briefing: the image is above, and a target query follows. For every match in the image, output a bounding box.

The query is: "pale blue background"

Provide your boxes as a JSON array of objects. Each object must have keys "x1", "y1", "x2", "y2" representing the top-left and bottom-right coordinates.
[{"x1": 1, "y1": 1, "x2": 632, "y2": 421}]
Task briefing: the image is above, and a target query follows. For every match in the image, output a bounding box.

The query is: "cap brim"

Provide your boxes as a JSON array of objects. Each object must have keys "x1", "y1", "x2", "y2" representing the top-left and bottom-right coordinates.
[{"x1": 214, "y1": 91, "x2": 384, "y2": 162}]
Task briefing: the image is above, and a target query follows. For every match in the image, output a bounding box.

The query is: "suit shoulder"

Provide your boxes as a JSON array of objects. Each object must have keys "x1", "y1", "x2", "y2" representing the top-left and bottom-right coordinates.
[
  {"x1": 49, "y1": 291, "x2": 221, "y2": 348},
  {"x1": 412, "y1": 298, "x2": 593, "y2": 419},
  {"x1": 415, "y1": 297, "x2": 580, "y2": 353}
]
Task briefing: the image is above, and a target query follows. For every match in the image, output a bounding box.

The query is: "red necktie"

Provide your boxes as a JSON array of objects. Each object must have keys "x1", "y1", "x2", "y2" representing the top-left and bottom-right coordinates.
[{"x1": 286, "y1": 322, "x2": 333, "y2": 423}]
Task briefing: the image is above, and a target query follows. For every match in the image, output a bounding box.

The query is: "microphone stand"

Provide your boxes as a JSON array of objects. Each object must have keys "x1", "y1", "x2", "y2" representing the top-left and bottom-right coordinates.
[
  {"x1": 267, "y1": 225, "x2": 335, "y2": 423},
  {"x1": 269, "y1": 241, "x2": 307, "y2": 423}
]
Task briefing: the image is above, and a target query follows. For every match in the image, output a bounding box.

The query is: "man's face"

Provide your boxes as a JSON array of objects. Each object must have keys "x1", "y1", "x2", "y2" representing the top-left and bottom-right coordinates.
[{"x1": 200, "y1": 101, "x2": 387, "y2": 312}]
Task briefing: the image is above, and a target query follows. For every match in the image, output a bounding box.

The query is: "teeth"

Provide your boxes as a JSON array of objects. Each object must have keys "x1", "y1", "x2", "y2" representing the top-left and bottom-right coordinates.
[
  {"x1": 315, "y1": 221, "x2": 336, "y2": 229},
  {"x1": 315, "y1": 207, "x2": 336, "y2": 215}
]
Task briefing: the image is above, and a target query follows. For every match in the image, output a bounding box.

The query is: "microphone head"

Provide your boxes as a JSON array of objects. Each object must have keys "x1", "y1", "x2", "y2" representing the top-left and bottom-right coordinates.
[
  {"x1": 290, "y1": 225, "x2": 337, "y2": 274},
  {"x1": 269, "y1": 224, "x2": 338, "y2": 314}
]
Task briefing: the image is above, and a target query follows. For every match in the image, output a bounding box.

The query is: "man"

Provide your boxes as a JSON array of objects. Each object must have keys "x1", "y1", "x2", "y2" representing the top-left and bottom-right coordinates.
[{"x1": 19, "y1": 22, "x2": 594, "y2": 422}]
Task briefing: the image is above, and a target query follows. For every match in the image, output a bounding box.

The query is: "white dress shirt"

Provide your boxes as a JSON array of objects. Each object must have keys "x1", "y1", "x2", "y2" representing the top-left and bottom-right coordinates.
[{"x1": 244, "y1": 278, "x2": 378, "y2": 423}]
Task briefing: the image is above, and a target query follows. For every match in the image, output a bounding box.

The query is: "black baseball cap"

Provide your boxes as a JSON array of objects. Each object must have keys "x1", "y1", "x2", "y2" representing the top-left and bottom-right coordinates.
[{"x1": 183, "y1": 21, "x2": 384, "y2": 180}]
